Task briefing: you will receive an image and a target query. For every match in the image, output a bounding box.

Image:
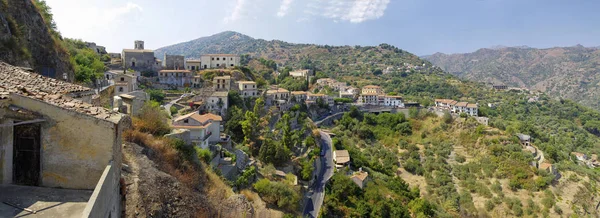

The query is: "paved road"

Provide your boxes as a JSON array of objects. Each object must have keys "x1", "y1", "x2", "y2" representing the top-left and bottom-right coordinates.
[{"x1": 303, "y1": 130, "x2": 334, "y2": 218}]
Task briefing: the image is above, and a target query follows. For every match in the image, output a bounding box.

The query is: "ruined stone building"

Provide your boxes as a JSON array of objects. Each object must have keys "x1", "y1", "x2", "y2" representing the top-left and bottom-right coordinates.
[
  {"x1": 163, "y1": 54, "x2": 185, "y2": 70},
  {"x1": 113, "y1": 90, "x2": 149, "y2": 117},
  {"x1": 85, "y1": 42, "x2": 107, "y2": 55},
  {"x1": 114, "y1": 72, "x2": 137, "y2": 96},
  {"x1": 158, "y1": 69, "x2": 192, "y2": 87},
  {"x1": 122, "y1": 40, "x2": 161, "y2": 70},
  {"x1": 0, "y1": 62, "x2": 130, "y2": 217},
  {"x1": 200, "y1": 54, "x2": 240, "y2": 69}
]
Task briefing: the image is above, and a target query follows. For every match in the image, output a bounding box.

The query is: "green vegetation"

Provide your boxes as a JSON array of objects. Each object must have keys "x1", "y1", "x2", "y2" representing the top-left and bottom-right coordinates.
[
  {"x1": 63, "y1": 38, "x2": 106, "y2": 83},
  {"x1": 253, "y1": 178, "x2": 300, "y2": 211},
  {"x1": 147, "y1": 89, "x2": 166, "y2": 104},
  {"x1": 133, "y1": 101, "x2": 171, "y2": 136}
]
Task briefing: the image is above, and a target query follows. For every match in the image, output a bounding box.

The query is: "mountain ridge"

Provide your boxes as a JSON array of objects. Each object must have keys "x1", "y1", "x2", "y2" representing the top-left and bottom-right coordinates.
[{"x1": 424, "y1": 45, "x2": 600, "y2": 108}]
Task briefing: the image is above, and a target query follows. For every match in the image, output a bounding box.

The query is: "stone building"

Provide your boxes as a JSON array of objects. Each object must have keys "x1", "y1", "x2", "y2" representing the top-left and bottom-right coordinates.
[
  {"x1": 289, "y1": 69, "x2": 313, "y2": 78},
  {"x1": 163, "y1": 54, "x2": 185, "y2": 70},
  {"x1": 238, "y1": 81, "x2": 258, "y2": 98},
  {"x1": 114, "y1": 73, "x2": 137, "y2": 96},
  {"x1": 206, "y1": 91, "x2": 229, "y2": 116},
  {"x1": 0, "y1": 62, "x2": 129, "y2": 218},
  {"x1": 186, "y1": 60, "x2": 201, "y2": 71},
  {"x1": 200, "y1": 54, "x2": 240, "y2": 69},
  {"x1": 158, "y1": 69, "x2": 193, "y2": 87},
  {"x1": 213, "y1": 75, "x2": 232, "y2": 91},
  {"x1": 114, "y1": 90, "x2": 148, "y2": 117},
  {"x1": 85, "y1": 42, "x2": 107, "y2": 55},
  {"x1": 122, "y1": 40, "x2": 161, "y2": 70}
]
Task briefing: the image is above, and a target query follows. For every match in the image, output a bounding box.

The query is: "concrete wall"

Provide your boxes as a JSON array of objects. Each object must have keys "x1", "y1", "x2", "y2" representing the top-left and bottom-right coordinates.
[
  {"x1": 82, "y1": 162, "x2": 121, "y2": 218},
  {"x1": 5, "y1": 95, "x2": 126, "y2": 189},
  {"x1": 165, "y1": 129, "x2": 192, "y2": 145}
]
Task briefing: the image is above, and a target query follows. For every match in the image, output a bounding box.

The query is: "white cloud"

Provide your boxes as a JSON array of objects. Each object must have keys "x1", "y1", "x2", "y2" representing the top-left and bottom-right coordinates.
[
  {"x1": 277, "y1": 0, "x2": 294, "y2": 17},
  {"x1": 104, "y1": 2, "x2": 143, "y2": 23},
  {"x1": 224, "y1": 0, "x2": 247, "y2": 23},
  {"x1": 308, "y1": 0, "x2": 390, "y2": 23}
]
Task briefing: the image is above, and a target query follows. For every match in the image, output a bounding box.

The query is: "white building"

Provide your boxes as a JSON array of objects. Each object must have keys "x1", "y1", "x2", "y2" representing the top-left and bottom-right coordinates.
[
  {"x1": 452, "y1": 102, "x2": 478, "y2": 116},
  {"x1": 289, "y1": 69, "x2": 313, "y2": 78},
  {"x1": 206, "y1": 91, "x2": 229, "y2": 116},
  {"x1": 238, "y1": 81, "x2": 258, "y2": 98},
  {"x1": 200, "y1": 54, "x2": 240, "y2": 69},
  {"x1": 291, "y1": 91, "x2": 308, "y2": 103},
  {"x1": 114, "y1": 73, "x2": 137, "y2": 96},
  {"x1": 360, "y1": 94, "x2": 379, "y2": 105},
  {"x1": 185, "y1": 60, "x2": 201, "y2": 71},
  {"x1": 172, "y1": 112, "x2": 222, "y2": 149},
  {"x1": 384, "y1": 96, "x2": 404, "y2": 108},
  {"x1": 307, "y1": 93, "x2": 334, "y2": 107}
]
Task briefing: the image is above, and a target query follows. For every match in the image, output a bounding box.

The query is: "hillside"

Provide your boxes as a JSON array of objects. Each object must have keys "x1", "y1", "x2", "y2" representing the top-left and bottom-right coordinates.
[
  {"x1": 0, "y1": 0, "x2": 74, "y2": 81},
  {"x1": 424, "y1": 46, "x2": 600, "y2": 108},
  {"x1": 155, "y1": 31, "x2": 434, "y2": 77}
]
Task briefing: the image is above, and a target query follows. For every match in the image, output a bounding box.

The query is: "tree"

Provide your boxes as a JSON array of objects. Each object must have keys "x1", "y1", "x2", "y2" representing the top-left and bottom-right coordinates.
[
  {"x1": 147, "y1": 90, "x2": 165, "y2": 103},
  {"x1": 443, "y1": 111, "x2": 453, "y2": 124},
  {"x1": 373, "y1": 68, "x2": 383, "y2": 76},
  {"x1": 225, "y1": 106, "x2": 245, "y2": 142}
]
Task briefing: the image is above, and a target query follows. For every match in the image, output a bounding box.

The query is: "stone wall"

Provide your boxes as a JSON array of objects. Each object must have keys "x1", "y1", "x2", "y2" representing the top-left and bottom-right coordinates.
[
  {"x1": 165, "y1": 129, "x2": 192, "y2": 145},
  {"x1": 122, "y1": 51, "x2": 156, "y2": 70},
  {"x1": 163, "y1": 54, "x2": 185, "y2": 70},
  {"x1": 81, "y1": 162, "x2": 120, "y2": 218},
  {"x1": 3, "y1": 95, "x2": 127, "y2": 189}
]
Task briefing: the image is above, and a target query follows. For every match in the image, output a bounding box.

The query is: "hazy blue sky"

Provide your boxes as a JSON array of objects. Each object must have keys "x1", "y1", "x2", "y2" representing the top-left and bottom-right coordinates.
[{"x1": 45, "y1": 0, "x2": 600, "y2": 55}]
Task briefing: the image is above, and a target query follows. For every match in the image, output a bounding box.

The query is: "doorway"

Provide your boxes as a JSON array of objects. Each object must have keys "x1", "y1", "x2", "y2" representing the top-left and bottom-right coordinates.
[{"x1": 13, "y1": 123, "x2": 41, "y2": 186}]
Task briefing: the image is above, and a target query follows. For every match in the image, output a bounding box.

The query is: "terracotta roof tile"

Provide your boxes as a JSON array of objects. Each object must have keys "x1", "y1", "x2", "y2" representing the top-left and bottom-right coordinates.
[{"x1": 0, "y1": 62, "x2": 120, "y2": 121}]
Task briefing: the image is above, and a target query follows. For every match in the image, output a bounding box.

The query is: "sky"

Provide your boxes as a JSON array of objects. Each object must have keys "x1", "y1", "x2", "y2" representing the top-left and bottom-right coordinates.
[{"x1": 45, "y1": 0, "x2": 600, "y2": 55}]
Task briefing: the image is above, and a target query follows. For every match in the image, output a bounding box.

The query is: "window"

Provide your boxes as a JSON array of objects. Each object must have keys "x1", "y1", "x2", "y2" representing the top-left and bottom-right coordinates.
[
  {"x1": 217, "y1": 64, "x2": 220, "y2": 67},
  {"x1": 244, "y1": 85, "x2": 247, "y2": 88},
  {"x1": 231, "y1": 58, "x2": 233, "y2": 60},
  {"x1": 212, "y1": 57, "x2": 214, "y2": 60},
  {"x1": 120, "y1": 77, "x2": 125, "y2": 81},
  {"x1": 184, "y1": 119, "x2": 188, "y2": 124},
  {"x1": 118, "y1": 87, "x2": 123, "y2": 92},
  {"x1": 217, "y1": 57, "x2": 220, "y2": 60},
  {"x1": 231, "y1": 64, "x2": 234, "y2": 67}
]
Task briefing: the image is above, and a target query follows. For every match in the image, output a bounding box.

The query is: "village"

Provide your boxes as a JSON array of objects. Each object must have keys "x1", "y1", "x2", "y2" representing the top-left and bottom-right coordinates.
[{"x1": 0, "y1": 39, "x2": 599, "y2": 217}]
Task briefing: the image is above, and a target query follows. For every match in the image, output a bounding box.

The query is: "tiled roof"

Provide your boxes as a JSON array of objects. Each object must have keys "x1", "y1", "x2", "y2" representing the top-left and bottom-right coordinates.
[
  {"x1": 334, "y1": 150, "x2": 350, "y2": 164},
  {"x1": 466, "y1": 103, "x2": 478, "y2": 108},
  {"x1": 122, "y1": 49, "x2": 154, "y2": 53},
  {"x1": 351, "y1": 171, "x2": 368, "y2": 181},
  {"x1": 159, "y1": 70, "x2": 191, "y2": 73},
  {"x1": 267, "y1": 88, "x2": 289, "y2": 94},
  {"x1": 238, "y1": 81, "x2": 256, "y2": 84},
  {"x1": 455, "y1": 102, "x2": 468, "y2": 107},
  {"x1": 174, "y1": 112, "x2": 222, "y2": 123},
  {"x1": 0, "y1": 62, "x2": 119, "y2": 121},
  {"x1": 291, "y1": 91, "x2": 307, "y2": 95},
  {"x1": 201, "y1": 54, "x2": 239, "y2": 57}
]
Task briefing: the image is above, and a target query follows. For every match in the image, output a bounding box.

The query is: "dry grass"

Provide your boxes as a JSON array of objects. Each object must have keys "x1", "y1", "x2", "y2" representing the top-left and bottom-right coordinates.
[
  {"x1": 124, "y1": 129, "x2": 202, "y2": 188},
  {"x1": 240, "y1": 189, "x2": 256, "y2": 202}
]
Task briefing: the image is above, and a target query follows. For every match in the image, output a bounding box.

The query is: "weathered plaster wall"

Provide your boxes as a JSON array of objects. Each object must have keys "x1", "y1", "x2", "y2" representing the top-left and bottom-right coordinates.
[
  {"x1": 82, "y1": 162, "x2": 120, "y2": 218},
  {"x1": 0, "y1": 118, "x2": 14, "y2": 184},
  {"x1": 10, "y1": 95, "x2": 123, "y2": 189}
]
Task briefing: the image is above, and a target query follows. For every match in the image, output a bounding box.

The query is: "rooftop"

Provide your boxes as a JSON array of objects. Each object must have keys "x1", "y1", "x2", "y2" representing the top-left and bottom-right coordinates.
[
  {"x1": 201, "y1": 54, "x2": 239, "y2": 57},
  {"x1": 213, "y1": 76, "x2": 231, "y2": 80},
  {"x1": 334, "y1": 150, "x2": 350, "y2": 164},
  {"x1": 351, "y1": 171, "x2": 368, "y2": 182},
  {"x1": 363, "y1": 85, "x2": 381, "y2": 89},
  {"x1": 238, "y1": 81, "x2": 256, "y2": 84},
  {"x1": 291, "y1": 91, "x2": 307, "y2": 95},
  {"x1": 0, "y1": 62, "x2": 120, "y2": 121},
  {"x1": 517, "y1": 133, "x2": 531, "y2": 141},
  {"x1": 267, "y1": 88, "x2": 290, "y2": 94},
  {"x1": 0, "y1": 184, "x2": 92, "y2": 218},
  {"x1": 466, "y1": 103, "x2": 478, "y2": 108},
  {"x1": 122, "y1": 49, "x2": 154, "y2": 53},
  {"x1": 159, "y1": 70, "x2": 192, "y2": 73},
  {"x1": 186, "y1": 60, "x2": 201, "y2": 63},
  {"x1": 211, "y1": 91, "x2": 229, "y2": 97}
]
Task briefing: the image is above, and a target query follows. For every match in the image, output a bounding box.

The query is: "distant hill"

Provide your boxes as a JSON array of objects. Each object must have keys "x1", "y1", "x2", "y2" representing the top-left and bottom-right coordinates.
[
  {"x1": 424, "y1": 46, "x2": 600, "y2": 108},
  {"x1": 155, "y1": 31, "x2": 436, "y2": 77}
]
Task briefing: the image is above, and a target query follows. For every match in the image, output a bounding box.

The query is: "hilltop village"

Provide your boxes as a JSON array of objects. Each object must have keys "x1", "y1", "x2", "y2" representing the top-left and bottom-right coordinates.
[{"x1": 2, "y1": 35, "x2": 600, "y2": 217}]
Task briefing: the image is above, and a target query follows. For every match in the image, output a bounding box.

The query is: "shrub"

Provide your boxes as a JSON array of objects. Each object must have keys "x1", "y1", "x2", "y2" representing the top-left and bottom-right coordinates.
[
  {"x1": 455, "y1": 154, "x2": 466, "y2": 163},
  {"x1": 170, "y1": 106, "x2": 178, "y2": 116},
  {"x1": 133, "y1": 101, "x2": 171, "y2": 136},
  {"x1": 485, "y1": 200, "x2": 495, "y2": 211},
  {"x1": 195, "y1": 147, "x2": 212, "y2": 163},
  {"x1": 253, "y1": 178, "x2": 300, "y2": 211}
]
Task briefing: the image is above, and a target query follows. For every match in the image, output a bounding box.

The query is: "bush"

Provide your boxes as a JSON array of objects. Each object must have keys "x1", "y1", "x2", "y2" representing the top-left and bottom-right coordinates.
[
  {"x1": 195, "y1": 147, "x2": 212, "y2": 163},
  {"x1": 170, "y1": 106, "x2": 178, "y2": 116},
  {"x1": 133, "y1": 101, "x2": 171, "y2": 136},
  {"x1": 147, "y1": 89, "x2": 165, "y2": 104},
  {"x1": 253, "y1": 178, "x2": 300, "y2": 211},
  {"x1": 455, "y1": 154, "x2": 466, "y2": 163},
  {"x1": 485, "y1": 200, "x2": 495, "y2": 211}
]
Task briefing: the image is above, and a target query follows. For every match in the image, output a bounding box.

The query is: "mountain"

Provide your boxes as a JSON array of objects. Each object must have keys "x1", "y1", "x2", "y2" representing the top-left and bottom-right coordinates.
[
  {"x1": 424, "y1": 46, "x2": 600, "y2": 108},
  {"x1": 155, "y1": 31, "x2": 434, "y2": 76},
  {"x1": 0, "y1": 0, "x2": 74, "y2": 81}
]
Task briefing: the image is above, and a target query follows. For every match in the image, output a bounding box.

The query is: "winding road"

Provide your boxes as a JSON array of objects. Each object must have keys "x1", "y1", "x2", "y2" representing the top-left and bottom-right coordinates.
[{"x1": 302, "y1": 130, "x2": 334, "y2": 218}]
